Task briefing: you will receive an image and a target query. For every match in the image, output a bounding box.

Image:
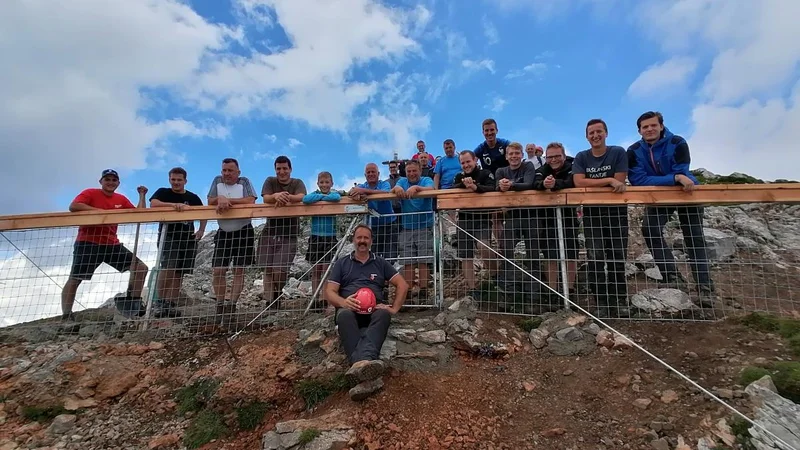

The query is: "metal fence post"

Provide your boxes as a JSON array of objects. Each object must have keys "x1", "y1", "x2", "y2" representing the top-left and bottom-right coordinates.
[
  {"x1": 141, "y1": 225, "x2": 167, "y2": 331},
  {"x1": 436, "y1": 210, "x2": 445, "y2": 308},
  {"x1": 555, "y1": 207, "x2": 570, "y2": 310}
]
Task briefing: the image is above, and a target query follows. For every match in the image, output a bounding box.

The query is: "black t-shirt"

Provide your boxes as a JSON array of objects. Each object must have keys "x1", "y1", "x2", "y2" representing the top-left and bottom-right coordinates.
[{"x1": 149, "y1": 188, "x2": 204, "y2": 242}]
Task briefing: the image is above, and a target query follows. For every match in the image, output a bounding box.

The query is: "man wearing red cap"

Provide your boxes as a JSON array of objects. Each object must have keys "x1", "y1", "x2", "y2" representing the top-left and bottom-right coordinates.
[
  {"x1": 326, "y1": 224, "x2": 409, "y2": 401},
  {"x1": 62, "y1": 169, "x2": 149, "y2": 321}
]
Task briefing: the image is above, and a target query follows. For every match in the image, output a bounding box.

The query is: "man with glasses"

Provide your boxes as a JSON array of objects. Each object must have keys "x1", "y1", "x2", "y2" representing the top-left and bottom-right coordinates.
[
  {"x1": 534, "y1": 143, "x2": 578, "y2": 295},
  {"x1": 207, "y1": 158, "x2": 258, "y2": 322}
]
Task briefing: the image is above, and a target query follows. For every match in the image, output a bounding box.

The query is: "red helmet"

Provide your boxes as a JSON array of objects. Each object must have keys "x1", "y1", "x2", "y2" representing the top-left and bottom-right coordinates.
[{"x1": 354, "y1": 287, "x2": 377, "y2": 314}]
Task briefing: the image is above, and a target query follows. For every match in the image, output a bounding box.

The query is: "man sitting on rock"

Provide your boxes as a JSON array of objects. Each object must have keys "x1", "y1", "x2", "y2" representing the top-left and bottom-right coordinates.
[{"x1": 325, "y1": 224, "x2": 409, "y2": 401}]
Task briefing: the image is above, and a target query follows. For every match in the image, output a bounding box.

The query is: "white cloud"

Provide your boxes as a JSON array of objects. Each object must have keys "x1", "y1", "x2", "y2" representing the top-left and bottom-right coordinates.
[
  {"x1": 0, "y1": 0, "x2": 235, "y2": 213},
  {"x1": 287, "y1": 138, "x2": 304, "y2": 148},
  {"x1": 462, "y1": 59, "x2": 496, "y2": 74},
  {"x1": 631, "y1": 1, "x2": 800, "y2": 181},
  {"x1": 486, "y1": 97, "x2": 508, "y2": 113},
  {"x1": 444, "y1": 32, "x2": 468, "y2": 61},
  {"x1": 186, "y1": 0, "x2": 420, "y2": 130},
  {"x1": 635, "y1": 0, "x2": 800, "y2": 105},
  {"x1": 492, "y1": 0, "x2": 619, "y2": 21},
  {"x1": 358, "y1": 73, "x2": 431, "y2": 159},
  {"x1": 482, "y1": 19, "x2": 499, "y2": 45},
  {"x1": 627, "y1": 56, "x2": 697, "y2": 98},
  {"x1": 688, "y1": 81, "x2": 800, "y2": 181},
  {"x1": 505, "y1": 62, "x2": 548, "y2": 80},
  {"x1": 265, "y1": 134, "x2": 278, "y2": 143},
  {"x1": 0, "y1": 226, "x2": 161, "y2": 326}
]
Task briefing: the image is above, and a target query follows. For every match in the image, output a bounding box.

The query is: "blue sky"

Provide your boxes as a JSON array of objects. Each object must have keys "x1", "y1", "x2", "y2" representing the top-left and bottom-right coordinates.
[{"x1": 3, "y1": 0, "x2": 800, "y2": 215}]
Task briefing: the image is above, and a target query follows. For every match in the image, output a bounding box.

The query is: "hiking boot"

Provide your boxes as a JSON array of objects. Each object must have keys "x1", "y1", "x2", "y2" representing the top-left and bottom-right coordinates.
[
  {"x1": 114, "y1": 294, "x2": 145, "y2": 319},
  {"x1": 349, "y1": 377, "x2": 384, "y2": 401},
  {"x1": 61, "y1": 312, "x2": 76, "y2": 322},
  {"x1": 345, "y1": 359, "x2": 386, "y2": 385},
  {"x1": 659, "y1": 273, "x2": 689, "y2": 291}
]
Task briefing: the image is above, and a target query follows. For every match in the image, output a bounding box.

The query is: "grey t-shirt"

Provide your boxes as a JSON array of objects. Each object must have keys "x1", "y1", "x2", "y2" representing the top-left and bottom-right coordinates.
[
  {"x1": 572, "y1": 145, "x2": 628, "y2": 179},
  {"x1": 207, "y1": 176, "x2": 257, "y2": 232},
  {"x1": 261, "y1": 177, "x2": 307, "y2": 236}
]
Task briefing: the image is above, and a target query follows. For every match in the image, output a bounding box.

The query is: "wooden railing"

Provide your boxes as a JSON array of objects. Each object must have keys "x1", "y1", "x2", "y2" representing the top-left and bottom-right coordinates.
[{"x1": 2, "y1": 184, "x2": 799, "y2": 231}]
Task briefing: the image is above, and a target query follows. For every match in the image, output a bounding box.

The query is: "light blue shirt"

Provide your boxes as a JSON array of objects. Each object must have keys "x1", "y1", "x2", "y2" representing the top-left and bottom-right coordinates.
[
  {"x1": 433, "y1": 155, "x2": 462, "y2": 189},
  {"x1": 396, "y1": 177, "x2": 434, "y2": 229}
]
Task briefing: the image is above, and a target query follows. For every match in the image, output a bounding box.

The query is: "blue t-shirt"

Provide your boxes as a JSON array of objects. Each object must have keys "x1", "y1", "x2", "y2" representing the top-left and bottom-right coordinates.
[
  {"x1": 433, "y1": 155, "x2": 462, "y2": 189},
  {"x1": 357, "y1": 180, "x2": 396, "y2": 226},
  {"x1": 396, "y1": 176, "x2": 434, "y2": 229},
  {"x1": 474, "y1": 138, "x2": 511, "y2": 175}
]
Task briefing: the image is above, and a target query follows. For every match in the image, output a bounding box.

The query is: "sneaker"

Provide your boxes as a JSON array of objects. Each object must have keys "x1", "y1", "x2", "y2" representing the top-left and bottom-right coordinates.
[
  {"x1": 114, "y1": 295, "x2": 144, "y2": 319},
  {"x1": 348, "y1": 377, "x2": 384, "y2": 401},
  {"x1": 60, "y1": 312, "x2": 76, "y2": 322},
  {"x1": 345, "y1": 359, "x2": 386, "y2": 385}
]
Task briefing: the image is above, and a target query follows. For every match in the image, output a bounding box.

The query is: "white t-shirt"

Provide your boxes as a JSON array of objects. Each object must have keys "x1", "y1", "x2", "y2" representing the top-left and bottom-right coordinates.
[{"x1": 207, "y1": 176, "x2": 257, "y2": 232}]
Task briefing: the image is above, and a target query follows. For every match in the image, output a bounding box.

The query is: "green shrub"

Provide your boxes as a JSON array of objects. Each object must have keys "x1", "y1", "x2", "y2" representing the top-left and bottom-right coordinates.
[
  {"x1": 295, "y1": 374, "x2": 355, "y2": 409},
  {"x1": 740, "y1": 361, "x2": 800, "y2": 404},
  {"x1": 236, "y1": 401, "x2": 273, "y2": 430},
  {"x1": 176, "y1": 378, "x2": 220, "y2": 414},
  {"x1": 299, "y1": 428, "x2": 322, "y2": 445},
  {"x1": 183, "y1": 409, "x2": 228, "y2": 449},
  {"x1": 519, "y1": 317, "x2": 543, "y2": 333}
]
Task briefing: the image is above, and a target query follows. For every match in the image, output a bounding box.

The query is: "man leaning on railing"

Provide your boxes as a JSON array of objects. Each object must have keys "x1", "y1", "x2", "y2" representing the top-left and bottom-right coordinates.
[
  {"x1": 62, "y1": 169, "x2": 149, "y2": 322},
  {"x1": 149, "y1": 167, "x2": 206, "y2": 319},
  {"x1": 207, "y1": 158, "x2": 257, "y2": 325},
  {"x1": 573, "y1": 119, "x2": 630, "y2": 318},
  {"x1": 627, "y1": 111, "x2": 715, "y2": 305},
  {"x1": 534, "y1": 142, "x2": 578, "y2": 296}
]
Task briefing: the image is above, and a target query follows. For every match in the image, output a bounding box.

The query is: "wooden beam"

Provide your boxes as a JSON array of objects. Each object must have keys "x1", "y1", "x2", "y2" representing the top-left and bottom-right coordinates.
[
  {"x1": 1, "y1": 184, "x2": 798, "y2": 231},
  {"x1": 0, "y1": 203, "x2": 370, "y2": 231},
  {"x1": 436, "y1": 191, "x2": 566, "y2": 209}
]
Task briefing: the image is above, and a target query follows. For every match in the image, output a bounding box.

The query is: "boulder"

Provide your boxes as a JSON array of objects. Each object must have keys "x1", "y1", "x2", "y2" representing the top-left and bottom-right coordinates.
[
  {"x1": 630, "y1": 289, "x2": 694, "y2": 314},
  {"x1": 704, "y1": 228, "x2": 736, "y2": 260},
  {"x1": 744, "y1": 375, "x2": 800, "y2": 450}
]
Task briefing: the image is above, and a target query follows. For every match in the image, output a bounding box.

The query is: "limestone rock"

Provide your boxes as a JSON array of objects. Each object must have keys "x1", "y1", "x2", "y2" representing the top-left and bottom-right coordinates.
[
  {"x1": 417, "y1": 330, "x2": 446, "y2": 345},
  {"x1": 388, "y1": 328, "x2": 416, "y2": 344},
  {"x1": 744, "y1": 375, "x2": 800, "y2": 450},
  {"x1": 630, "y1": 289, "x2": 694, "y2": 313}
]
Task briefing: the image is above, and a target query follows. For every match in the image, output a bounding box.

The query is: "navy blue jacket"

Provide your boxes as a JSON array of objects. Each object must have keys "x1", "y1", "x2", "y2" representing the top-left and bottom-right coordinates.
[{"x1": 627, "y1": 127, "x2": 699, "y2": 186}]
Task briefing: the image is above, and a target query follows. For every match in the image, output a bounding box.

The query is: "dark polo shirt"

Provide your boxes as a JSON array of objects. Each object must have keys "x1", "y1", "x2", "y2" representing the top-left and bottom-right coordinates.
[{"x1": 328, "y1": 251, "x2": 398, "y2": 304}]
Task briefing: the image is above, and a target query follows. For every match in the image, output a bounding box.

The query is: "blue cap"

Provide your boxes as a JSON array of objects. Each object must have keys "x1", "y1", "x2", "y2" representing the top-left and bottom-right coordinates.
[{"x1": 101, "y1": 169, "x2": 119, "y2": 179}]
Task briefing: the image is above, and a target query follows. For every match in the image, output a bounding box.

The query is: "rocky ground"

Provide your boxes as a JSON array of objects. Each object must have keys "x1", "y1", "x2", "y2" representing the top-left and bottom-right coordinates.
[{"x1": 1, "y1": 297, "x2": 798, "y2": 450}]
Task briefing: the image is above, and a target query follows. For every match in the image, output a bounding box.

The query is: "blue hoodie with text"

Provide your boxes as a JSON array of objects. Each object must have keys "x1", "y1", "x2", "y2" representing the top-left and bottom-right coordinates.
[{"x1": 627, "y1": 127, "x2": 700, "y2": 186}]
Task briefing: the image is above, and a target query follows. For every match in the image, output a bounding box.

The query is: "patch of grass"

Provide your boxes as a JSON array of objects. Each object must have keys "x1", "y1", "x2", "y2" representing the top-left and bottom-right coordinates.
[
  {"x1": 519, "y1": 317, "x2": 543, "y2": 333},
  {"x1": 295, "y1": 374, "x2": 355, "y2": 409},
  {"x1": 183, "y1": 409, "x2": 228, "y2": 449},
  {"x1": 740, "y1": 366, "x2": 771, "y2": 386},
  {"x1": 21, "y1": 405, "x2": 67, "y2": 422},
  {"x1": 236, "y1": 401, "x2": 273, "y2": 430},
  {"x1": 740, "y1": 361, "x2": 800, "y2": 404},
  {"x1": 299, "y1": 428, "x2": 321, "y2": 445},
  {"x1": 738, "y1": 313, "x2": 800, "y2": 357},
  {"x1": 176, "y1": 378, "x2": 220, "y2": 414},
  {"x1": 729, "y1": 417, "x2": 756, "y2": 450}
]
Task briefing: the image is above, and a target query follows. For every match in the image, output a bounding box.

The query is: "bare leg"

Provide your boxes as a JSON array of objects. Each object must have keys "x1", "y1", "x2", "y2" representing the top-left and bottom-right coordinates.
[
  {"x1": 61, "y1": 278, "x2": 81, "y2": 316},
  {"x1": 418, "y1": 264, "x2": 429, "y2": 291},
  {"x1": 567, "y1": 260, "x2": 577, "y2": 289},
  {"x1": 546, "y1": 261, "x2": 559, "y2": 291},
  {"x1": 462, "y1": 259, "x2": 476, "y2": 290},
  {"x1": 231, "y1": 267, "x2": 246, "y2": 302},
  {"x1": 212, "y1": 268, "x2": 228, "y2": 301},
  {"x1": 272, "y1": 270, "x2": 288, "y2": 300},
  {"x1": 403, "y1": 266, "x2": 415, "y2": 290},
  {"x1": 262, "y1": 269, "x2": 274, "y2": 302},
  {"x1": 167, "y1": 271, "x2": 182, "y2": 303},
  {"x1": 128, "y1": 259, "x2": 148, "y2": 297}
]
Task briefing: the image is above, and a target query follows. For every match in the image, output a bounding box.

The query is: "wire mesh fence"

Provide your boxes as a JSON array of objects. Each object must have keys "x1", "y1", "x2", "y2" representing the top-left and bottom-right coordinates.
[
  {"x1": 0, "y1": 198, "x2": 798, "y2": 341},
  {"x1": 437, "y1": 202, "x2": 800, "y2": 321}
]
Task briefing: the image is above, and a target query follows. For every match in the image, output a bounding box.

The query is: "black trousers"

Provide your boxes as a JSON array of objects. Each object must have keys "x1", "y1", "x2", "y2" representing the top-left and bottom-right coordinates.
[
  {"x1": 642, "y1": 206, "x2": 712, "y2": 288},
  {"x1": 583, "y1": 207, "x2": 629, "y2": 307},
  {"x1": 336, "y1": 308, "x2": 391, "y2": 364}
]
